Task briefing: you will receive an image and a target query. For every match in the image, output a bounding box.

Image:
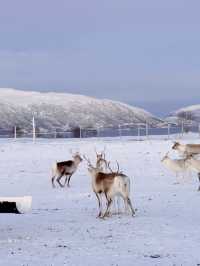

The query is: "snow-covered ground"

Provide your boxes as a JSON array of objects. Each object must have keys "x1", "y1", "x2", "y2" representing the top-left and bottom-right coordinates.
[{"x1": 1, "y1": 136, "x2": 200, "y2": 266}]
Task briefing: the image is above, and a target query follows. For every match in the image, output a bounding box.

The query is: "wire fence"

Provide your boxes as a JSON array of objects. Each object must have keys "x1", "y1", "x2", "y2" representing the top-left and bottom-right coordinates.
[{"x1": 0, "y1": 122, "x2": 200, "y2": 140}]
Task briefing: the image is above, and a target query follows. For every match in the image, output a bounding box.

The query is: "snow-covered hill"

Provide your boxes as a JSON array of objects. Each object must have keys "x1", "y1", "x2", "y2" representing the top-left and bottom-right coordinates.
[
  {"x1": 167, "y1": 105, "x2": 200, "y2": 124},
  {"x1": 0, "y1": 88, "x2": 161, "y2": 132}
]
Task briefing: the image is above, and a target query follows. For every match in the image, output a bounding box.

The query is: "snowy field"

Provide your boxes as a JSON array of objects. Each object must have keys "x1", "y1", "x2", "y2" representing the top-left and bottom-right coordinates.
[{"x1": 0, "y1": 135, "x2": 200, "y2": 266}]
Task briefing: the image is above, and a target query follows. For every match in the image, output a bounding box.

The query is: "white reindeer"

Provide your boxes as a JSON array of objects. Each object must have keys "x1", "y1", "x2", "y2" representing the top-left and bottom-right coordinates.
[
  {"x1": 172, "y1": 142, "x2": 200, "y2": 156},
  {"x1": 84, "y1": 156, "x2": 135, "y2": 218},
  {"x1": 51, "y1": 153, "x2": 83, "y2": 188},
  {"x1": 161, "y1": 152, "x2": 190, "y2": 180}
]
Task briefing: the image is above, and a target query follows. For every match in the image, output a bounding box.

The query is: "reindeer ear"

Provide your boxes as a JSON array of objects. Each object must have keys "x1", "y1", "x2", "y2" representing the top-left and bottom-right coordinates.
[
  {"x1": 94, "y1": 147, "x2": 98, "y2": 156},
  {"x1": 103, "y1": 146, "x2": 106, "y2": 156}
]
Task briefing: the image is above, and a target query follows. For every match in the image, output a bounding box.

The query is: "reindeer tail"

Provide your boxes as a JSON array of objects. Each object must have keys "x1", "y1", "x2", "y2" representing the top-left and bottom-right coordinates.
[{"x1": 52, "y1": 161, "x2": 58, "y2": 176}]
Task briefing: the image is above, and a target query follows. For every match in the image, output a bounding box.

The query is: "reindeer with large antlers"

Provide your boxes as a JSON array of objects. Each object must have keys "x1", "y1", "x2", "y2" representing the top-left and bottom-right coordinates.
[
  {"x1": 94, "y1": 149, "x2": 126, "y2": 214},
  {"x1": 84, "y1": 155, "x2": 135, "y2": 218}
]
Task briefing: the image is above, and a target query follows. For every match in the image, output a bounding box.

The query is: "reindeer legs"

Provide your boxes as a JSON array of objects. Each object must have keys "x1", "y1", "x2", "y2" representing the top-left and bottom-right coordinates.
[
  {"x1": 56, "y1": 174, "x2": 64, "y2": 188},
  {"x1": 103, "y1": 198, "x2": 113, "y2": 218},
  {"x1": 63, "y1": 175, "x2": 69, "y2": 187},
  {"x1": 52, "y1": 176, "x2": 56, "y2": 188},
  {"x1": 126, "y1": 197, "x2": 135, "y2": 216},
  {"x1": 198, "y1": 173, "x2": 200, "y2": 191},
  {"x1": 63, "y1": 174, "x2": 73, "y2": 188},
  {"x1": 95, "y1": 192, "x2": 103, "y2": 218},
  {"x1": 67, "y1": 173, "x2": 73, "y2": 187}
]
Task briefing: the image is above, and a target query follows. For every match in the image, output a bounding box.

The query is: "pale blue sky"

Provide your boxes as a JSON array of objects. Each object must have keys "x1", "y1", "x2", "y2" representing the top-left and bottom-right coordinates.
[{"x1": 0, "y1": 0, "x2": 200, "y2": 106}]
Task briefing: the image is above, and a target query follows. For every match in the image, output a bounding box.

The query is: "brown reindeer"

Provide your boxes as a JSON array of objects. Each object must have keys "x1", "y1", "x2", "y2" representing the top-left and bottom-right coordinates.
[
  {"x1": 84, "y1": 155, "x2": 135, "y2": 218},
  {"x1": 94, "y1": 150, "x2": 126, "y2": 214},
  {"x1": 51, "y1": 153, "x2": 83, "y2": 188}
]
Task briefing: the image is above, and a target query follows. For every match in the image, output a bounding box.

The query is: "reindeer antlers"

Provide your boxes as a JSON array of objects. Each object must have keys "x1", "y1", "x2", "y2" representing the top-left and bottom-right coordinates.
[
  {"x1": 107, "y1": 160, "x2": 120, "y2": 174},
  {"x1": 94, "y1": 147, "x2": 98, "y2": 156},
  {"x1": 83, "y1": 155, "x2": 93, "y2": 167},
  {"x1": 102, "y1": 146, "x2": 106, "y2": 159}
]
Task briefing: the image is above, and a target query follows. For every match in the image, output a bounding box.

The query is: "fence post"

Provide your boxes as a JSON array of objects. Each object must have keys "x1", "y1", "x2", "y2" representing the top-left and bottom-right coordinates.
[
  {"x1": 181, "y1": 121, "x2": 184, "y2": 138},
  {"x1": 32, "y1": 116, "x2": 36, "y2": 142},
  {"x1": 80, "y1": 127, "x2": 82, "y2": 139},
  {"x1": 167, "y1": 123, "x2": 170, "y2": 139},
  {"x1": 97, "y1": 126, "x2": 100, "y2": 139},
  {"x1": 118, "y1": 125, "x2": 122, "y2": 139},
  {"x1": 138, "y1": 124, "x2": 140, "y2": 140},
  {"x1": 14, "y1": 126, "x2": 17, "y2": 140},
  {"x1": 146, "y1": 123, "x2": 148, "y2": 139}
]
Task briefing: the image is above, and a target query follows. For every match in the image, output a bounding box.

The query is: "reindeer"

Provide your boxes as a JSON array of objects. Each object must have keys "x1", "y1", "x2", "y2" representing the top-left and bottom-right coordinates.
[
  {"x1": 84, "y1": 155, "x2": 135, "y2": 218},
  {"x1": 185, "y1": 155, "x2": 200, "y2": 191},
  {"x1": 94, "y1": 150, "x2": 127, "y2": 214},
  {"x1": 107, "y1": 161, "x2": 128, "y2": 214},
  {"x1": 161, "y1": 152, "x2": 190, "y2": 180},
  {"x1": 172, "y1": 142, "x2": 200, "y2": 156},
  {"x1": 95, "y1": 147, "x2": 108, "y2": 172},
  {"x1": 51, "y1": 153, "x2": 83, "y2": 188}
]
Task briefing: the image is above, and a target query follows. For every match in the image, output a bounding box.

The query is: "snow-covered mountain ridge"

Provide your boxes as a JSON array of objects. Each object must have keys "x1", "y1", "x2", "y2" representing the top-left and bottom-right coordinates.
[
  {"x1": 0, "y1": 88, "x2": 161, "y2": 131},
  {"x1": 167, "y1": 104, "x2": 200, "y2": 124}
]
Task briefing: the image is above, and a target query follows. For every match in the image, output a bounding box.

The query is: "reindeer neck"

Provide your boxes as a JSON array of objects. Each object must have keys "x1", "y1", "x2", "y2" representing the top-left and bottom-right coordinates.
[{"x1": 74, "y1": 159, "x2": 81, "y2": 165}]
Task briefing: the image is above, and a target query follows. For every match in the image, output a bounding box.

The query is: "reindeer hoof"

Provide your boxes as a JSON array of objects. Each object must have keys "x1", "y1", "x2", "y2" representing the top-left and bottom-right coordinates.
[
  {"x1": 131, "y1": 209, "x2": 137, "y2": 217},
  {"x1": 97, "y1": 214, "x2": 105, "y2": 220},
  {"x1": 97, "y1": 213, "x2": 103, "y2": 218},
  {"x1": 105, "y1": 211, "x2": 112, "y2": 217},
  {"x1": 101, "y1": 212, "x2": 111, "y2": 219}
]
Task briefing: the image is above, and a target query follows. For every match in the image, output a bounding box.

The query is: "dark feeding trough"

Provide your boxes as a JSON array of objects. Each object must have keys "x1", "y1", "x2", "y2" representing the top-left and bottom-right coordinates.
[{"x1": 0, "y1": 196, "x2": 32, "y2": 214}]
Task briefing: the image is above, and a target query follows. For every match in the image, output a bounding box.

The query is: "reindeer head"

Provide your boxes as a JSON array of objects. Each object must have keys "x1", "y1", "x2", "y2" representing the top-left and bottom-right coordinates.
[
  {"x1": 95, "y1": 147, "x2": 106, "y2": 161},
  {"x1": 172, "y1": 142, "x2": 180, "y2": 150},
  {"x1": 73, "y1": 152, "x2": 83, "y2": 162},
  {"x1": 87, "y1": 165, "x2": 100, "y2": 176}
]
